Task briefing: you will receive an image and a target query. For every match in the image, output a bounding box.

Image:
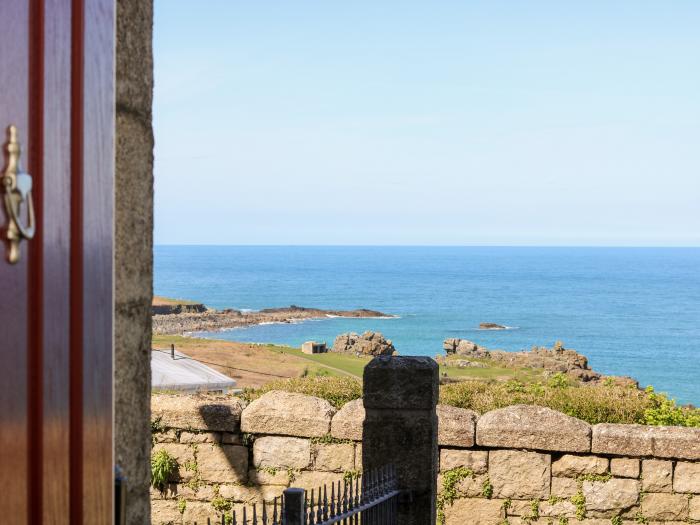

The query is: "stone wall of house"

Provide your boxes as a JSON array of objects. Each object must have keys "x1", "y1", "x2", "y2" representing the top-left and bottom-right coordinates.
[
  {"x1": 115, "y1": 0, "x2": 154, "y2": 523},
  {"x1": 150, "y1": 393, "x2": 700, "y2": 525}
]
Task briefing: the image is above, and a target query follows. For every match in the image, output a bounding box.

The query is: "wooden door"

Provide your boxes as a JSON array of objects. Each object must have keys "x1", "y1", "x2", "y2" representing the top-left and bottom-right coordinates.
[{"x1": 0, "y1": 1, "x2": 115, "y2": 524}]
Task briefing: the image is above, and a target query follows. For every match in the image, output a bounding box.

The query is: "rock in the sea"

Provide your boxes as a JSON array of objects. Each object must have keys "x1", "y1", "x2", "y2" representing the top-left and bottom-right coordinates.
[
  {"x1": 479, "y1": 322, "x2": 506, "y2": 330},
  {"x1": 331, "y1": 331, "x2": 396, "y2": 356}
]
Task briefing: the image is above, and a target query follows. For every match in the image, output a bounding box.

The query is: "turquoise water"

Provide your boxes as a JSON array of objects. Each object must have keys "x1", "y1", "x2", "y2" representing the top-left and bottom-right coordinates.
[{"x1": 154, "y1": 246, "x2": 700, "y2": 405}]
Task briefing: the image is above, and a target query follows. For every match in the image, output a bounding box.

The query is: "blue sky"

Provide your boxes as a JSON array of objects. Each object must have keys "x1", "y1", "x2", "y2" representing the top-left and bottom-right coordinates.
[{"x1": 154, "y1": 1, "x2": 700, "y2": 246}]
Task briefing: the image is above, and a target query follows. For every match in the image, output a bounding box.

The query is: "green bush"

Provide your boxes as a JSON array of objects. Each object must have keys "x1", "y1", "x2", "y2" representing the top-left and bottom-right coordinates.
[
  {"x1": 240, "y1": 375, "x2": 700, "y2": 427},
  {"x1": 151, "y1": 449, "x2": 178, "y2": 491},
  {"x1": 439, "y1": 380, "x2": 700, "y2": 426},
  {"x1": 242, "y1": 376, "x2": 362, "y2": 408},
  {"x1": 643, "y1": 386, "x2": 700, "y2": 427}
]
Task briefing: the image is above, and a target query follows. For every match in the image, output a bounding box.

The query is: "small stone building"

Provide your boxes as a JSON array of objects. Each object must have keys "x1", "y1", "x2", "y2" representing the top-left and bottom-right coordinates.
[{"x1": 301, "y1": 341, "x2": 327, "y2": 354}]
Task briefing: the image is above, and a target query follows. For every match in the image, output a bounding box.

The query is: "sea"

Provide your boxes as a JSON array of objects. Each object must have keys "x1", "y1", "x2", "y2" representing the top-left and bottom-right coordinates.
[{"x1": 154, "y1": 245, "x2": 700, "y2": 405}]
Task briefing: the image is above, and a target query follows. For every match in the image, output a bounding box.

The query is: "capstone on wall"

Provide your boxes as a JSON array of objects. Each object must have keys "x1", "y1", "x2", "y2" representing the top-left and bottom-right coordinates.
[{"x1": 150, "y1": 393, "x2": 700, "y2": 525}]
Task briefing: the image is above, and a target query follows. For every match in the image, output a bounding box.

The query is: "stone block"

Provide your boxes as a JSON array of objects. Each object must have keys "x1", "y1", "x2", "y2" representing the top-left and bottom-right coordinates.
[
  {"x1": 476, "y1": 405, "x2": 590, "y2": 452},
  {"x1": 354, "y1": 443, "x2": 362, "y2": 470},
  {"x1": 196, "y1": 444, "x2": 248, "y2": 483},
  {"x1": 330, "y1": 399, "x2": 364, "y2": 441},
  {"x1": 582, "y1": 478, "x2": 640, "y2": 514},
  {"x1": 362, "y1": 411, "x2": 436, "y2": 490},
  {"x1": 540, "y1": 500, "x2": 578, "y2": 518},
  {"x1": 489, "y1": 449, "x2": 551, "y2": 499},
  {"x1": 152, "y1": 394, "x2": 244, "y2": 432},
  {"x1": 150, "y1": 500, "x2": 182, "y2": 525},
  {"x1": 363, "y1": 356, "x2": 439, "y2": 410},
  {"x1": 439, "y1": 449, "x2": 488, "y2": 474},
  {"x1": 650, "y1": 426, "x2": 700, "y2": 461},
  {"x1": 153, "y1": 429, "x2": 178, "y2": 443},
  {"x1": 552, "y1": 454, "x2": 608, "y2": 477},
  {"x1": 182, "y1": 501, "x2": 215, "y2": 524},
  {"x1": 437, "y1": 404, "x2": 477, "y2": 447},
  {"x1": 551, "y1": 476, "x2": 579, "y2": 498},
  {"x1": 641, "y1": 493, "x2": 689, "y2": 520},
  {"x1": 591, "y1": 424, "x2": 654, "y2": 457},
  {"x1": 437, "y1": 472, "x2": 488, "y2": 498},
  {"x1": 642, "y1": 459, "x2": 673, "y2": 492},
  {"x1": 253, "y1": 436, "x2": 311, "y2": 470},
  {"x1": 363, "y1": 356, "x2": 438, "y2": 410},
  {"x1": 455, "y1": 473, "x2": 489, "y2": 498},
  {"x1": 610, "y1": 457, "x2": 639, "y2": 478},
  {"x1": 178, "y1": 431, "x2": 220, "y2": 444},
  {"x1": 241, "y1": 391, "x2": 336, "y2": 438},
  {"x1": 674, "y1": 461, "x2": 700, "y2": 493},
  {"x1": 442, "y1": 497, "x2": 504, "y2": 524},
  {"x1": 312, "y1": 443, "x2": 355, "y2": 472},
  {"x1": 248, "y1": 468, "x2": 290, "y2": 486},
  {"x1": 218, "y1": 483, "x2": 285, "y2": 503},
  {"x1": 292, "y1": 471, "x2": 345, "y2": 492},
  {"x1": 690, "y1": 497, "x2": 700, "y2": 521}
]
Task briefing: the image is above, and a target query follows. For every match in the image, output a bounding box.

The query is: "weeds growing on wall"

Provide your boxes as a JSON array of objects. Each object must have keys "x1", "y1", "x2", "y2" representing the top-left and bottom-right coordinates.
[{"x1": 151, "y1": 449, "x2": 178, "y2": 491}]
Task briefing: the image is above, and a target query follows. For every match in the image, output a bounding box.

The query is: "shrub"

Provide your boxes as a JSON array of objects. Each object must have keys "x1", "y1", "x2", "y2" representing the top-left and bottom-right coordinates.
[
  {"x1": 239, "y1": 374, "x2": 700, "y2": 427},
  {"x1": 547, "y1": 372, "x2": 570, "y2": 389},
  {"x1": 439, "y1": 380, "x2": 651, "y2": 425},
  {"x1": 439, "y1": 380, "x2": 700, "y2": 426},
  {"x1": 643, "y1": 386, "x2": 700, "y2": 427},
  {"x1": 151, "y1": 449, "x2": 178, "y2": 491},
  {"x1": 242, "y1": 376, "x2": 362, "y2": 408}
]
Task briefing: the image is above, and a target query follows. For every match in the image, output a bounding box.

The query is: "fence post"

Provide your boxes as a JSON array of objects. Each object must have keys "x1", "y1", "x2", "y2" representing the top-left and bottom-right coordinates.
[
  {"x1": 362, "y1": 356, "x2": 439, "y2": 525},
  {"x1": 283, "y1": 487, "x2": 305, "y2": 525}
]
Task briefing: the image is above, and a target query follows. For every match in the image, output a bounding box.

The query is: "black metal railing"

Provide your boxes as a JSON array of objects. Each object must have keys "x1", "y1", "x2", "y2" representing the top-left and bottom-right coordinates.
[
  {"x1": 295, "y1": 465, "x2": 399, "y2": 525},
  {"x1": 197, "y1": 466, "x2": 399, "y2": 525}
]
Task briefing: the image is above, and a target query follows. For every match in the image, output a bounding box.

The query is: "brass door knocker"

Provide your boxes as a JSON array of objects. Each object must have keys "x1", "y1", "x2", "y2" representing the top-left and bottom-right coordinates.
[{"x1": 2, "y1": 125, "x2": 35, "y2": 264}]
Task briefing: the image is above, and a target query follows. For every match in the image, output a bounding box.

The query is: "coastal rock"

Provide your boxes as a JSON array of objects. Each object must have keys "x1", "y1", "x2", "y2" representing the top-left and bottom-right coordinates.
[
  {"x1": 441, "y1": 339, "x2": 607, "y2": 383},
  {"x1": 479, "y1": 322, "x2": 506, "y2": 330},
  {"x1": 331, "y1": 331, "x2": 396, "y2": 356},
  {"x1": 151, "y1": 303, "x2": 208, "y2": 315},
  {"x1": 152, "y1": 303, "x2": 394, "y2": 336}
]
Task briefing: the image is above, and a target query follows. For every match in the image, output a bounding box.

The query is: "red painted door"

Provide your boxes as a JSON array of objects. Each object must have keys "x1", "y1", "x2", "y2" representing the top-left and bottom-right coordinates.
[{"x1": 0, "y1": 1, "x2": 114, "y2": 524}]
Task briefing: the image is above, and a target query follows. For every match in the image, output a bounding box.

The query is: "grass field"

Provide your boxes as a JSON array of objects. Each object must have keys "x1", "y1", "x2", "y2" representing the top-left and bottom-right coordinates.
[
  {"x1": 152, "y1": 334, "x2": 550, "y2": 388},
  {"x1": 152, "y1": 295, "x2": 203, "y2": 306}
]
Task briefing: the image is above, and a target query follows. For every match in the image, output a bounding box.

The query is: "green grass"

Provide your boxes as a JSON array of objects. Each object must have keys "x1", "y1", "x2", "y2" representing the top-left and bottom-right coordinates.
[
  {"x1": 264, "y1": 344, "x2": 371, "y2": 377},
  {"x1": 438, "y1": 362, "x2": 544, "y2": 382},
  {"x1": 153, "y1": 295, "x2": 202, "y2": 306}
]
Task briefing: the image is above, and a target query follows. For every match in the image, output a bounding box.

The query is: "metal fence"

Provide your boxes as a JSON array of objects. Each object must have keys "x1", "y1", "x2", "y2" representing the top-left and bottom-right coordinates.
[{"x1": 197, "y1": 466, "x2": 399, "y2": 525}]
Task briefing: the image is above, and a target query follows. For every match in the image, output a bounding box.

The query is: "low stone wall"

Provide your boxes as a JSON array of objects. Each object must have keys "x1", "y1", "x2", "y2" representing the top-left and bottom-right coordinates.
[{"x1": 150, "y1": 393, "x2": 700, "y2": 525}]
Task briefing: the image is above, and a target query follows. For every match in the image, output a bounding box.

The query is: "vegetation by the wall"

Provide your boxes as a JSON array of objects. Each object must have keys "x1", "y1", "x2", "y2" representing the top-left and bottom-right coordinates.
[
  {"x1": 242, "y1": 376, "x2": 362, "y2": 409},
  {"x1": 242, "y1": 376, "x2": 700, "y2": 426}
]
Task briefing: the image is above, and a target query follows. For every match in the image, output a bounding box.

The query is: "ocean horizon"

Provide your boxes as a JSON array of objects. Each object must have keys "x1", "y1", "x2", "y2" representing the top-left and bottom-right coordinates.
[{"x1": 155, "y1": 245, "x2": 700, "y2": 405}]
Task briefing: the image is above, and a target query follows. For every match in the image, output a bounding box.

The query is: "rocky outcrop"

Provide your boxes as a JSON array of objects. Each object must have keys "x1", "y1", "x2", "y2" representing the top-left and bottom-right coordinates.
[
  {"x1": 441, "y1": 339, "x2": 637, "y2": 385},
  {"x1": 479, "y1": 322, "x2": 506, "y2": 330},
  {"x1": 151, "y1": 302, "x2": 207, "y2": 315},
  {"x1": 152, "y1": 304, "x2": 395, "y2": 335},
  {"x1": 331, "y1": 331, "x2": 396, "y2": 356}
]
